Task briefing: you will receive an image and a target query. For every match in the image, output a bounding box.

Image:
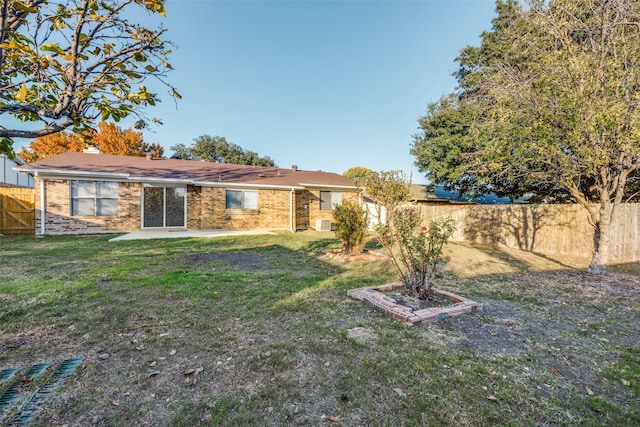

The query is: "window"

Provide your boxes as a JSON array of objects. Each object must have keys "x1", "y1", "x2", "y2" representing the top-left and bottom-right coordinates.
[
  {"x1": 71, "y1": 180, "x2": 118, "y2": 216},
  {"x1": 226, "y1": 190, "x2": 258, "y2": 209},
  {"x1": 320, "y1": 191, "x2": 341, "y2": 210}
]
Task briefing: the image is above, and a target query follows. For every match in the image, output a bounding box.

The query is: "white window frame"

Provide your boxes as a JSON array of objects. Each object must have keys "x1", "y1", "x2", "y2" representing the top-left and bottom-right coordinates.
[
  {"x1": 226, "y1": 189, "x2": 258, "y2": 210},
  {"x1": 70, "y1": 180, "x2": 118, "y2": 216},
  {"x1": 320, "y1": 190, "x2": 342, "y2": 211}
]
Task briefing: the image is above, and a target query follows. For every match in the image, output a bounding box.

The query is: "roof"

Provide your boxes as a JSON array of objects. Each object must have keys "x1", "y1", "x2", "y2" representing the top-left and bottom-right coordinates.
[
  {"x1": 17, "y1": 152, "x2": 357, "y2": 190},
  {"x1": 0, "y1": 154, "x2": 27, "y2": 166}
]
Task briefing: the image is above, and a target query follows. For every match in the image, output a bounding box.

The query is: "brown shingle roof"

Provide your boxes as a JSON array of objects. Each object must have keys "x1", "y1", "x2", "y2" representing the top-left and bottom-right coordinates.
[{"x1": 19, "y1": 152, "x2": 356, "y2": 189}]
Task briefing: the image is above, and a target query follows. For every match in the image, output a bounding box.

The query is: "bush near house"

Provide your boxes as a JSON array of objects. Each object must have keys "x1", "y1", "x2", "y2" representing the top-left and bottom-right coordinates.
[{"x1": 332, "y1": 199, "x2": 368, "y2": 255}]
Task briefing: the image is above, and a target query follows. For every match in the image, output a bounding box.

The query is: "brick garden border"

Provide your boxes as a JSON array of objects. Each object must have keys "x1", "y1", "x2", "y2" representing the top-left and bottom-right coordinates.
[{"x1": 348, "y1": 282, "x2": 483, "y2": 325}]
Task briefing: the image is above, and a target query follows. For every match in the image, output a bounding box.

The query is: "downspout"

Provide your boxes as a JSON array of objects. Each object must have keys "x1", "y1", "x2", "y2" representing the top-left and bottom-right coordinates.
[
  {"x1": 39, "y1": 178, "x2": 45, "y2": 236},
  {"x1": 289, "y1": 188, "x2": 296, "y2": 232}
]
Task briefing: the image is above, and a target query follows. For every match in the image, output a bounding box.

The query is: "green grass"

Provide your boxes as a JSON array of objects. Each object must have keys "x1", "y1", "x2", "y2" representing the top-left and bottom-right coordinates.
[{"x1": 0, "y1": 232, "x2": 638, "y2": 426}]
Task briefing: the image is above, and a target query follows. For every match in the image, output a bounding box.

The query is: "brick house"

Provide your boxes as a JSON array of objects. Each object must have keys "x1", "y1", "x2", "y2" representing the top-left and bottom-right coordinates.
[{"x1": 17, "y1": 151, "x2": 359, "y2": 236}]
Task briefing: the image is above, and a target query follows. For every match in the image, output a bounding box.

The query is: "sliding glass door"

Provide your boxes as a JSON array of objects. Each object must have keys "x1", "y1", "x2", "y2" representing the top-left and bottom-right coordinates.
[{"x1": 143, "y1": 186, "x2": 186, "y2": 228}]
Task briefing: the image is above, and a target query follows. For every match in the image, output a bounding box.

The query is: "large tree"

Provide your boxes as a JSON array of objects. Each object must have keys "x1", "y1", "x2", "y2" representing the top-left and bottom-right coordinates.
[
  {"x1": 342, "y1": 166, "x2": 374, "y2": 187},
  {"x1": 171, "y1": 135, "x2": 276, "y2": 167},
  {"x1": 412, "y1": 0, "x2": 640, "y2": 273},
  {"x1": 0, "y1": 0, "x2": 178, "y2": 156},
  {"x1": 18, "y1": 121, "x2": 163, "y2": 162}
]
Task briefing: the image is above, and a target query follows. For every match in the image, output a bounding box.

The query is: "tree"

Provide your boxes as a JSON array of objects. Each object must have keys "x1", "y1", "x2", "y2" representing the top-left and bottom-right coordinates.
[
  {"x1": 18, "y1": 130, "x2": 85, "y2": 163},
  {"x1": 0, "y1": 0, "x2": 178, "y2": 156},
  {"x1": 171, "y1": 135, "x2": 276, "y2": 167},
  {"x1": 342, "y1": 166, "x2": 374, "y2": 187},
  {"x1": 89, "y1": 121, "x2": 162, "y2": 157},
  {"x1": 411, "y1": 0, "x2": 640, "y2": 274},
  {"x1": 19, "y1": 121, "x2": 163, "y2": 162},
  {"x1": 364, "y1": 170, "x2": 411, "y2": 226}
]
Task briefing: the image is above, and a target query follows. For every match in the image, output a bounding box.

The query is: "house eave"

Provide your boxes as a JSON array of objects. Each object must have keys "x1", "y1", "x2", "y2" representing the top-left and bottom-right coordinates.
[
  {"x1": 24, "y1": 169, "x2": 130, "y2": 180},
  {"x1": 298, "y1": 183, "x2": 358, "y2": 190},
  {"x1": 128, "y1": 176, "x2": 194, "y2": 185},
  {"x1": 193, "y1": 181, "x2": 305, "y2": 190}
]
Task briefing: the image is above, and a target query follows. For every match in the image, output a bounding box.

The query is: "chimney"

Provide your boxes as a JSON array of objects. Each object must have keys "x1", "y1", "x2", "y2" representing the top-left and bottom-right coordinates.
[
  {"x1": 292, "y1": 165, "x2": 298, "y2": 172},
  {"x1": 146, "y1": 152, "x2": 154, "y2": 160},
  {"x1": 83, "y1": 146, "x2": 101, "y2": 154}
]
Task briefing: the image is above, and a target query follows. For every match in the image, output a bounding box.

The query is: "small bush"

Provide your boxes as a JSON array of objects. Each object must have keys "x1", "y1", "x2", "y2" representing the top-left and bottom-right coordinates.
[
  {"x1": 333, "y1": 199, "x2": 369, "y2": 255},
  {"x1": 376, "y1": 206, "x2": 456, "y2": 299}
]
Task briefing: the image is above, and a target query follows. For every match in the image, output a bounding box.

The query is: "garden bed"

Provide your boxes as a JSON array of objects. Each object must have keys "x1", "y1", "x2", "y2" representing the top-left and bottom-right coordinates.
[{"x1": 348, "y1": 282, "x2": 483, "y2": 325}]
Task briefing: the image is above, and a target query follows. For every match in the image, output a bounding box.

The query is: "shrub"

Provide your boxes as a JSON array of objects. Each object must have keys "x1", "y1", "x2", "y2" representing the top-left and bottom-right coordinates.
[
  {"x1": 333, "y1": 199, "x2": 369, "y2": 255},
  {"x1": 376, "y1": 206, "x2": 456, "y2": 299}
]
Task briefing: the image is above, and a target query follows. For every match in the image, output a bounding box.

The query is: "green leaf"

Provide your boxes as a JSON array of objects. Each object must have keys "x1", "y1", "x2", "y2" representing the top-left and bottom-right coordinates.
[
  {"x1": 12, "y1": 1, "x2": 39, "y2": 13},
  {"x1": 40, "y1": 44, "x2": 65, "y2": 54}
]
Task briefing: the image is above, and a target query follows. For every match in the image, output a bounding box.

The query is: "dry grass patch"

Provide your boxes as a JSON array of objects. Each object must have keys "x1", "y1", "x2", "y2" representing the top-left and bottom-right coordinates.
[{"x1": 0, "y1": 234, "x2": 638, "y2": 426}]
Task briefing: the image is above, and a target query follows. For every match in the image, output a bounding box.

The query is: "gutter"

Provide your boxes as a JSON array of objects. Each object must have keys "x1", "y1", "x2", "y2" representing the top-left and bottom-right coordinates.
[
  {"x1": 193, "y1": 181, "x2": 305, "y2": 191},
  {"x1": 25, "y1": 169, "x2": 130, "y2": 180},
  {"x1": 297, "y1": 183, "x2": 358, "y2": 190},
  {"x1": 39, "y1": 178, "x2": 45, "y2": 236},
  {"x1": 289, "y1": 188, "x2": 296, "y2": 232}
]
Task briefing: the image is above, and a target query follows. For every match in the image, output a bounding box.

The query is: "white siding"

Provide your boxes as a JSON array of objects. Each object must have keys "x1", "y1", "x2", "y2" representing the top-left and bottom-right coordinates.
[{"x1": 1, "y1": 154, "x2": 34, "y2": 188}]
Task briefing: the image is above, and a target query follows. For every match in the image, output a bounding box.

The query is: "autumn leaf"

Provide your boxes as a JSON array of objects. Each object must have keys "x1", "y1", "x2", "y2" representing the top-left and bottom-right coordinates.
[
  {"x1": 321, "y1": 414, "x2": 341, "y2": 423},
  {"x1": 15, "y1": 82, "x2": 27, "y2": 102},
  {"x1": 200, "y1": 410, "x2": 212, "y2": 422},
  {"x1": 182, "y1": 367, "x2": 204, "y2": 376}
]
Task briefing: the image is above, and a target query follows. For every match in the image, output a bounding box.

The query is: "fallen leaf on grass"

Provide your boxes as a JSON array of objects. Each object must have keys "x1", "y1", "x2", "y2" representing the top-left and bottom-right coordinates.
[
  {"x1": 200, "y1": 410, "x2": 212, "y2": 422},
  {"x1": 110, "y1": 399, "x2": 120, "y2": 406},
  {"x1": 182, "y1": 367, "x2": 204, "y2": 376},
  {"x1": 551, "y1": 367, "x2": 559, "y2": 375},
  {"x1": 486, "y1": 395, "x2": 498, "y2": 402},
  {"x1": 586, "y1": 387, "x2": 595, "y2": 396},
  {"x1": 621, "y1": 379, "x2": 630, "y2": 386},
  {"x1": 169, "y1": 349, "x2": 177, "y2": 356},
  {"x1": 393, "y1": 387, "x2": 405, "y2": 397},
  {"x1": 321, "y1": 414, "x2": 341, "y2": 422}
]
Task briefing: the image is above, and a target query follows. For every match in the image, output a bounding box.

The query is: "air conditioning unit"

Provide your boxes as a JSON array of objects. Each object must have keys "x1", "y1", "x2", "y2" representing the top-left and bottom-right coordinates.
[{"x1": 316, "y1": 218, "x2": 332, "y2": 232}]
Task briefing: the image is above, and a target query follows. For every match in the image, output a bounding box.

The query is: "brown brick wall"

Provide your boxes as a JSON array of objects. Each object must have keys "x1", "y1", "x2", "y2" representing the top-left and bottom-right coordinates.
[
  {"x1": 36, "y1": 178, "x2": 359, "y2": 235},
  {"x1": 36, "y1": 178, "x2": 140, "y2": 235},
  {"x1": 197, "y1": 187, "x2": 293, "y2": 230},
  {"x1": 305, "y1": 190, "x2": 359, "y2": 230}
]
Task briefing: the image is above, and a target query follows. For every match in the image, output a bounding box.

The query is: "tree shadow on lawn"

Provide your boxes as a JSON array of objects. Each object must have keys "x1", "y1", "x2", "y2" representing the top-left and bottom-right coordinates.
[{"x1": 419, "y1": 244, "x2": 640, "y2": 423}]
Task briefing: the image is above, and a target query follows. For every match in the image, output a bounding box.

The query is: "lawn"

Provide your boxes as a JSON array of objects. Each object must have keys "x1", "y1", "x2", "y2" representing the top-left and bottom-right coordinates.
[{"x1": 0, "y1": 232, "x2": 638, "y2": 426}]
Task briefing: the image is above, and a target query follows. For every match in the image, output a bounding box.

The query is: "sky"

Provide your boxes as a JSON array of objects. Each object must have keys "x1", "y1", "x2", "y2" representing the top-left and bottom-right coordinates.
[{"x1": 12, "y1": 0, "x2": 498, "y2": 183}]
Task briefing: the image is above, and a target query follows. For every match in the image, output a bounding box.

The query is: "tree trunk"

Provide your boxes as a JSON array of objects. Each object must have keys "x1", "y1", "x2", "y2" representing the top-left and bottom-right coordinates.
[{"x1": 588, "y1": 205, "x2": 612, "y2": 275}]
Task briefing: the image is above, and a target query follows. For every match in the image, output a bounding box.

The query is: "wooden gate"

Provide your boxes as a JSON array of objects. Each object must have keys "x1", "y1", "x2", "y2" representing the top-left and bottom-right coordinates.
[{"x1": 0, "y1": 187, "x2": 36, "y2": 235}]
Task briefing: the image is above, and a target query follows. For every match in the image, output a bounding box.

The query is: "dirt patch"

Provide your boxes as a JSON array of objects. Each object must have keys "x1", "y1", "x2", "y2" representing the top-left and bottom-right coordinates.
[
  {"x1": 323, "y1": 248, "x2": 388, "y2": 263},
  {"x1": 419, "y1": 269, "x2": 640, "y2": 407},
  {"x1": 183, "y1": 250, "x2": 276, "y2": 273}
]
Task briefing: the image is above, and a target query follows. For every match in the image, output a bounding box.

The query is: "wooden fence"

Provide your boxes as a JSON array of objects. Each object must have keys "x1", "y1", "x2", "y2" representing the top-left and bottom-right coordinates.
[
  {"x1": 418, "y1": 203, "x2": 640, "y2": 263},
  {"x1": 0, "y1": 187, "x2": 36, "y2": 235}
]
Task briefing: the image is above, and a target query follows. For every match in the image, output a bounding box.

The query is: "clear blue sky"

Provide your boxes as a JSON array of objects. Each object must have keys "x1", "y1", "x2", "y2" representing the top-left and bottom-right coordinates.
[{"x1": 16, "y1": 0, "x2": 498, "y2": 183}]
